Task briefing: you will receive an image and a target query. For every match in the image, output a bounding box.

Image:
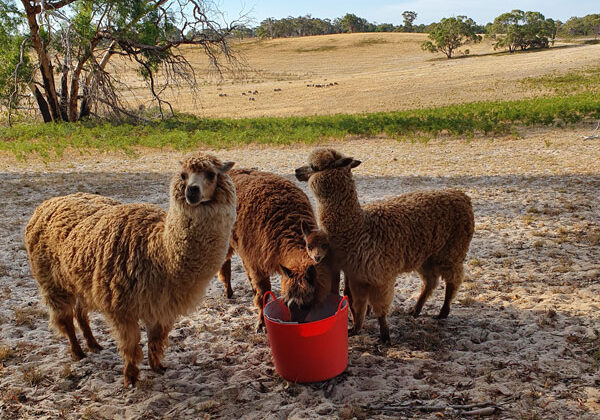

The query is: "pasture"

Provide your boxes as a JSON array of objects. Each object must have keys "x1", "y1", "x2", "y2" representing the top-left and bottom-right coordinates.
[
  {"x1": 1, "y1": 33, "x2": 599, "y2": 419},
  {"x1": 114, "y1": 32, "x2": 600, "y2": 118}
]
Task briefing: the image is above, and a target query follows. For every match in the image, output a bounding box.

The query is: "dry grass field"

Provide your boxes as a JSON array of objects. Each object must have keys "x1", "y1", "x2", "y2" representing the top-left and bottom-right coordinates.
[
  {"x1": 1, "y1": 32, "x2": 600, "y2": 419},
  {"x1": 114, "y1": 32, "x2": 600, "y2": 118}
]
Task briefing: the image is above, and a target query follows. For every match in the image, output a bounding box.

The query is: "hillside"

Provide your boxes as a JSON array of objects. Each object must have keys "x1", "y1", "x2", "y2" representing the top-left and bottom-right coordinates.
[{"x1": 114, "y1": 32, "x2": 600, "y2": 118}]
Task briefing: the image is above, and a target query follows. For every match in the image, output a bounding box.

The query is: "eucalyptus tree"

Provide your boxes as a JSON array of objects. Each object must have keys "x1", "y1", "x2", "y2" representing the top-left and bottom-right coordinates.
[{"x1": 2, "y1": 0, "x2": 241, "y2": 122}]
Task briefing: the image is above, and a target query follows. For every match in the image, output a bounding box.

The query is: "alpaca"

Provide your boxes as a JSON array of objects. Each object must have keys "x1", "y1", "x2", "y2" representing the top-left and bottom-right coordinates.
[
  {"x1": 300, "y1": 220, "x2": 329, "y2": 264},
  {"x1": 25, "y1": 153, "x2": 237, "y2": 386},
  {"x1": 295, "y1": 148, "x2": 474, "y2": 343},
  {"x1": 217, "y1": 169, "x2": 339, "y2": 330}
]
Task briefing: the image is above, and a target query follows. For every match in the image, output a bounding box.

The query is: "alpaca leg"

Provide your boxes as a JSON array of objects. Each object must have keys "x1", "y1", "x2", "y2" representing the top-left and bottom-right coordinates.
[
  {"x1": 410, "y1": 266, "x2": 440, "y2": 317},
  {"x1": 147, "y1": 322, "x2": 171, "y2": 373},
  {"x1": 218, "y1": 258, "x2": 234, "y2": 299},
  {"x1": 44, "y1": 286, "x2": 85, "y2": 360},
  {"x1": 245, "y1": 265, "x2": 271, "y2": 333},
  {"x1": 348, "y1": 279, "x2": 368, "y2": 335},
  {"x1": 74, "y1": 301, "x2": 103, "y2": 352},
  {"x1": 330, "y1": 269, "x2": 341, "y2": 295},
  {"x1": 370, "y1": 283, "x2": 394, "y2": 344},
  {"x1": 437, "y1": 264, "x2": 464, "y2": 319},
  {"x1": 53, "y1": 308, "x2": 86, "y2": 361},
  {"x1": 113, "y1": 319, "x2": 143, "y2": 387}
]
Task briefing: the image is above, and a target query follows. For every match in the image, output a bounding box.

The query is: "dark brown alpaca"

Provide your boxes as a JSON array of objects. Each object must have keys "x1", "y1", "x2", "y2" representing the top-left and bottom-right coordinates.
[{"x1": 218, "y1": 169, "x2": 339, "y2": 330}]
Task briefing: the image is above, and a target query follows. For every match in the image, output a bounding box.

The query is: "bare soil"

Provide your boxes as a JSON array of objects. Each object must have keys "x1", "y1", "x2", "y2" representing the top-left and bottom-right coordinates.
[{"x1": 1, "y1": 127, "x2": 599, "y2": 419}]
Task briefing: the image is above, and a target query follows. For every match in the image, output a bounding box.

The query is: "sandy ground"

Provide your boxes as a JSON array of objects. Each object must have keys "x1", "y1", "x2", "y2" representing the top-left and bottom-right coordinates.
[
  {"x1": 111, "y1": 33, "x2": 600, "y2": 118},
  {"x1": 1, "y1": 127, "x2": 599, "y2": 419}
]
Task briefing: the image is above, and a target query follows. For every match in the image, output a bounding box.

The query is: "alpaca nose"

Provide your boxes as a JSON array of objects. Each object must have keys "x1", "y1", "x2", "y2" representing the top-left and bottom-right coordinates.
[
  {"x1": 314, "y1": 255, "x2": 322, "y2": 263},
  {"x1": 185, "y1": 185, "x2": 200, "y2": 204}
]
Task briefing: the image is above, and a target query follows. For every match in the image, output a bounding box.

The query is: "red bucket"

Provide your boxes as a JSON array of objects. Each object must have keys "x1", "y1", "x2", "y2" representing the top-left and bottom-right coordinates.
[{"x1": 263, "y1": 291, "x2": 349, "y2": 383}]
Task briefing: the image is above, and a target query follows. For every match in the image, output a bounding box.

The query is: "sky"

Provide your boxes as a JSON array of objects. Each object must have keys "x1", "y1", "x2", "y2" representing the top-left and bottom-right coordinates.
[{"x1": 217, "y1": 0, "x2": 599, "y2": 26}]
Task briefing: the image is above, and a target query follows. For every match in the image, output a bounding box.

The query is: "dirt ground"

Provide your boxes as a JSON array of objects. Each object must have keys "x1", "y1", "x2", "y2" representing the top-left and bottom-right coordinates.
[{"x1": 1, "y1": 127, "x2": 599, "y2": 419}]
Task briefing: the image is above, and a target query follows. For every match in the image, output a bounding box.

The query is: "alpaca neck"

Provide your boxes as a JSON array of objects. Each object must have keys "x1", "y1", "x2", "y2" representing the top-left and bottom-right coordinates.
[
  {"x1": 316, "y1": 177, "x2": 363, "y2": 234},
  {"x1": 161, "y1": 199, "x2": 222, "y2": 283}
]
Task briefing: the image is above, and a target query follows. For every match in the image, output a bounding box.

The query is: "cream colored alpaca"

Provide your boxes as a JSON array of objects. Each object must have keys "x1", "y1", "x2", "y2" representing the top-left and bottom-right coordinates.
[{"x1": 25, "y1": 153, "x2": 236, "y2": 386}]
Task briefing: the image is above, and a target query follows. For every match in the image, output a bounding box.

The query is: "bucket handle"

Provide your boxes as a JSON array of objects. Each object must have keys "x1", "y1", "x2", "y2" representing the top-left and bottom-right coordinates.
[
  {"x1": 263, "y1": 290, "x2": 276, "y2": 308},
  {"x1": 337, "y1": 295, "x2": 349, "y2": 313}
]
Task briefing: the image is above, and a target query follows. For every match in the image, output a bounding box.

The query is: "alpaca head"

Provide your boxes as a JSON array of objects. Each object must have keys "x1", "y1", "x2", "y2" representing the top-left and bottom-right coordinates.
[
  {"x1": 295, "y1": 148, "x2": 361, "y2": 197},
  {"x1": 279, "y1": 264, "x2": 317, "y2": 316},
  {"x1": 171, "y1": 153, "x2": 235, "y2": 207},
  {"x1": 300, "y1": 220, "x2": 329, "y2": 264}
]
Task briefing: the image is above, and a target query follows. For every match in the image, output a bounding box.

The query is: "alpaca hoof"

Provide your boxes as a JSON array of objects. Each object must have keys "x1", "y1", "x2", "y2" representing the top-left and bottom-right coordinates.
[
  {"x1": 226, "y1": 289, "x2": 234, "y2": 299},
  {"x1": 409, "y1": 307, "x2": 421, "y2": 318},
  {"x1": 379, "y1": 334, "x2": 391, "y2": 345},
  {"x1": 70, "y1": 348, "x2": 86, "y2": 361},
  {"x1": 379, "y1": 330, "x2": 391, "y2": 344},
  {"x1": 124, "y1": 375, "x2": 138, "y2": 388},
  {"x1": 123, "y1": 364, "x2": 140, "y2": 387},
  {"x1": 88, "y1": 342, "x2": 103, "y2": 353},
  {"x1": 255, "y1": 321, "x2": 265, "y2": 333},
  {"x1": 348, "y1": 327, "x2": 358, "y2": 337},
  {"x1": 434, "y1": 313, "x2": 449, "y2": 320},
  {"x1": 151, "y1": 363, "x2": 167, "y2": 374}
]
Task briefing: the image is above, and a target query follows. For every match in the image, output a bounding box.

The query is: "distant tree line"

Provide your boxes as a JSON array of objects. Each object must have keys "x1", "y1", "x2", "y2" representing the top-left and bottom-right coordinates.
[
  {"x1": 231, "y1": 12, "x2": 482, "y2": 39},
  {"x1": 230, "y1": 11, "x2": 600, "y2": 44},
  {"x1": 558, "y1": 14, "x2": 600, "y2": 38}
]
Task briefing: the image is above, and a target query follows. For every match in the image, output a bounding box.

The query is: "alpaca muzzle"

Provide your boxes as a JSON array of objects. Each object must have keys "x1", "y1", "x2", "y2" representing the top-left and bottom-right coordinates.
[
  {"x1": 185, "y1": 185, "x2": 201, "y2": 205},
  {"x1": 294, "y1": 166, "x2": 312, "y2": 182}
]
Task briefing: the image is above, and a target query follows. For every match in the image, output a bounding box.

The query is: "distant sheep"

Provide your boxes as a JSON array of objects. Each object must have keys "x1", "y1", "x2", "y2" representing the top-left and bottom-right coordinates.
[
  {"x1": 296, "y1": 148, "x2": 474, "y2": 343},
  {"x1": 218, "y1": 169, "x2": 339, "y2": 330},
  {"x1": 25, "y1": 153, "x2": 237, "y2": 386}
]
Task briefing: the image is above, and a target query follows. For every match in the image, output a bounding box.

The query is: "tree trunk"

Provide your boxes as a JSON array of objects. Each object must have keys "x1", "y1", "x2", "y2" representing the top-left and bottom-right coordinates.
[
  {"x1": 59, "y1": 63, "x2": 70, "y2": 121},
  {"x1": 28, "y1": 83, "x2": 52, "y2": 123},
  {"x1": 21, "y1": 0, "x2": 63, "y2": 121}
]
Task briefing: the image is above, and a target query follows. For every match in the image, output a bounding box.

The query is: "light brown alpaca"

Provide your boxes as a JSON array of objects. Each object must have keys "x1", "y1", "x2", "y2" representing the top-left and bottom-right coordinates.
[
  {"x1": 296, "y1": 148, "x2": 474, "y2": 343},
  {"x1": 218, "y1": 169, "x2": 339, "y2": 330},
  {"x1": 25, "y1": 153, "x2": 237, "y2": 386}
]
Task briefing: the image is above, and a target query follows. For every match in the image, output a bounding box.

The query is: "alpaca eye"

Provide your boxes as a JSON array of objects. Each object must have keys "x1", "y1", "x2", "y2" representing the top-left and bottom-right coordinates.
[
  {"x1": 180, "y1": 172, "x2": 187, "y2": 181},
  {"x1": 205, "y1": 171, "x2": 215, "y2": 181},
  {"x1": 307, "y1": 246, "x2": 313, "y2": 251}
]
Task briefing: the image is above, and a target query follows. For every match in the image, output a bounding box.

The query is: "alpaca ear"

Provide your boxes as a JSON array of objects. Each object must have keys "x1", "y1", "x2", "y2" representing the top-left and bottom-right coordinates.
[
  {"x1": 300, "y1": 220, "x2": 309, "y2": 241},
  {"x1": 280, "y1": 264, "x2": 293, "y2": 278},
  {"x1": 219, "y1": 161, "x2": 235, "y2": 173},
  {"x1": 306, "y1": 265, "x2": 316, "y2": 286},
  {"x1": 350, "y1": 159, "x2": 361, "y2": 169},
  {"x1": 333, "y1": 157, "x2": 354, "y2": 168}
]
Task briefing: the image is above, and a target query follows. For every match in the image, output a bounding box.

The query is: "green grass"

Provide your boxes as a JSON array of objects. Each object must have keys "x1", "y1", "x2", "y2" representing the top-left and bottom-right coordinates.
[
  {"x1": 522, "y1": 67, "x2": 600, "y2": 94},
  {"x1": 1, "y1": 92, "x2": 599, "y2": 160}
]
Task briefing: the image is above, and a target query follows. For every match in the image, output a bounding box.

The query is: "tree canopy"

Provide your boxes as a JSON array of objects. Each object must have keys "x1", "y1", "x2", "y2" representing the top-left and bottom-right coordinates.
[
  {"x1": 488, "y1": 10, "x2": 557, "y2": 52},
  {"x1": 2, "y1": 0, "x2": 241, "y2": 123},
  {"x1": 421, "y1": 16, "x2": 482, "y2": 58}
]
